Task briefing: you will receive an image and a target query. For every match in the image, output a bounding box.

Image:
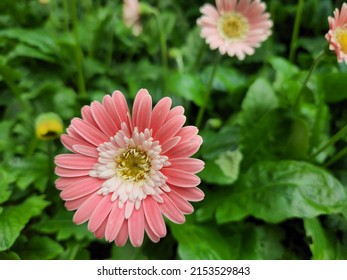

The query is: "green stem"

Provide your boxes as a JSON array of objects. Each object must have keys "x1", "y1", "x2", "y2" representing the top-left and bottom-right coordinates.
[
  {"x1": 156, "y1": 13, "x2": 168, "y2": 93},
  {"x1": 324, "y1": 145, "x2": 347, "y2": 167},
  {"x1": 309, "y1": 122, "x2": 347, "y2": 161},
  {"x1": 71, "y1": 0, "x2": 87, "y2": 98},
  {"x1": 47, "y1": 140, "x2": 54, "y2": 187},
  {"x1": 195, "y1": 53, "x2": 221, "y2": 128},
  {"x1": 292, "y1": 51, "x2": 325, "y2": 110},
  {"x1": 289, "y1": 0, "x2": 304, "y2": 63}
]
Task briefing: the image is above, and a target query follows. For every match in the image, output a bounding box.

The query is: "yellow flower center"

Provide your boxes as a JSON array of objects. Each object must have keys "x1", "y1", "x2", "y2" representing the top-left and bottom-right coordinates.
[
  {"x1": 115, "y1": 148, "x2": 151, "y2": 182},
  {"x1": 335, "y1": 27, "x2": 347, "y2": 54},
  {"x1": 218, "y1": 12, "x2": 249, "y2": 41}
]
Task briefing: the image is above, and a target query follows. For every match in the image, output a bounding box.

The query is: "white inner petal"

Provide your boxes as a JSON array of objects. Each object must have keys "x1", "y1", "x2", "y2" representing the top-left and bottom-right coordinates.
[{"x1": 90, "y1": 123, "x2": 170, "y2": 213}]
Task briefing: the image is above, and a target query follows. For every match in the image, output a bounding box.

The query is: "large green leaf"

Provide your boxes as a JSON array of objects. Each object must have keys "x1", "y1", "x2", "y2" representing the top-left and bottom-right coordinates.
[
  {"x1": 317, "y1": 73, "x2": 347, "y2": 103},
  {"x1": 14, "y1": 236, "x2": 64, "y2": 260},
  {"x1": 240, "y1": 77, "x2": 279, "y2": 125},
  {"x1": 0, "y1": 195, "x2": 50, "y2": 251},
  {"x1": 32, "y1": 211, "x2": 93, "y2": 241},
  {"x1": 216, "y1": 160, "x2": 346, "y2": 223},
  {"x1": 170, "y1": 222, "x2": 233, "y2": 260},
  {"x1": 167, "y1": 71, "x2": 205, "y2": 106},
  {"x1": 228, "y1": 224, "x2": 285, "y2": 260}
]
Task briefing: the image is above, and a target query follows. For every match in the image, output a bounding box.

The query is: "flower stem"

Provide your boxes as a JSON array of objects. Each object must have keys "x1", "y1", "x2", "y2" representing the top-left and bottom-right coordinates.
[
  {"x1": 70, "y1": 0, "x2": 87, "y2": 98},
  {"x1": 309, "y1": 122, "x2": 347, "y2": 161},
  {"x1": 155, "y1": 13, "x2": 168, "y2": 93},
  {"x1": 289, "y1": 0, "x2": 304, "y2": 63},
  {"x1": 195, "y1": 53, "x2": 221, "y2": 128},
  {"x1": 324, "y1": 145, "x2": 347, "y2": 167},
  {"x1": 292, "y1": 51, "x2": 325, "y2": 111}
]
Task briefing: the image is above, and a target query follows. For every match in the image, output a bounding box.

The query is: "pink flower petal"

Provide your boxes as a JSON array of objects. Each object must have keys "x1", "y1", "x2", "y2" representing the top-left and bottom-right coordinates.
[
  {"x1": 55, "y1": 154, "x2": 97, "y2": 170},
  {"x1": 150, "y1": 97, "x2": 172, "y2": 135},
  {"x1": 94, "y1": 217, "x2": 108, "y2": 239},
  {"x1": 165, "y1": 106, "x2": 185, "y2": 122},
  {"x1": 143, "y1": 196, "x2": 166, "y2": 237},
  {"x1": 60, "y1": 177, "x2": 102, "y2": 201},
  {"x1": 71, "y1": 118, "x2": 109, "y2": 146},
  {"x1": 105, "y1": 203, "x2": 126, "y2": 242},
  {"x1": 91, "y1": 101, "x2": 119, "y2": 136},
  {"x1": 162, "y1": 168, "x2": 201, "y2": 188},
  {"x1": 115, "y1": 220, "x2": 129, "y2": 246},
  {"x1": 55, "y1": 166, "x2": 90, "y2": 177},
  {"x1": 167, "y1": 190, "x2": 194, "y2": 214},
  {"x1": 154, "y1": 115, "x2": 186, "y2": 143},
  {"x1": 159, "y1": 192, "x2": 185, "y2": 224},
  {"x1": 88, "y1": 195, "x2": 114, "y2": 232},
  {"x1": 128, "y1": 206, "x2": 145, "y2": 247},
  {"x1": 144, "y1": 219, "x2": 160, "y2": 243},
  {"x1": 135, "y1": 91, "x2": 152, "y2": 132},
  {"x1": 168, "y1": 158, "x2": 205, "y2": 173},
  {"x1": 55, "y1": 176, "x2": 90, "y2": 190},
  {"x1": 169, "y1": 185, "x2": 205, "y2": 202},
  {"x1": 65, "y1": 194, "x2": 92, "y2": 210},
  {"x1": 112, "y1": 90, "x2": 130, "y2": 126},
  {"x1": 160, "y1": 136, "x2": 181, "y2": 154},
  {"x1": 73, "y1": 193, "x2": 104, "y2": 224}
]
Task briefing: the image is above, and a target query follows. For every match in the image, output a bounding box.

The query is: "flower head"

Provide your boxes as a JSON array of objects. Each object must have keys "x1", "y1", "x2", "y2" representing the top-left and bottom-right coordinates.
[
  {"x1": 123, "y1": 0, "x2": 142, "y2": 36},
  {"x1": 35, "y1": 112, "x2": 63, "y2": 141},
  {"x1": 197, "y1": 0, "x2": 273, "y2": 60},
  {"x1": 54, "y1": 89, "x2": 204, "y2": 247},
  {"x1": 325, "y1": 3, "x2": 347, "y2": 63}
]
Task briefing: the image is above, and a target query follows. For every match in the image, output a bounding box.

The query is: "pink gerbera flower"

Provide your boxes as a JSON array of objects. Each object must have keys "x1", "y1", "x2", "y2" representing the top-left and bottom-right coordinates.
[
  {"x1": 123, "y1": 0, "x2": 142, "y2": 36},
  {"x1": 197, "y1": 0, "x2": 273, "y2": 60},
  {"x1": 325, "y1": 3, "x2": 347, "y2": 63},
  {"x1": 54, "y1": 89, "x2": 204, "y2": 247}
]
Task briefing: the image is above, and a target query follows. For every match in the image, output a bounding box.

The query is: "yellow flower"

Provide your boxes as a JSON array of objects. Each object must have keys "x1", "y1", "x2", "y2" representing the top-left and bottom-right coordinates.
[{"x1": 35, "y1": 112, "x2": 63, "y2": 141}]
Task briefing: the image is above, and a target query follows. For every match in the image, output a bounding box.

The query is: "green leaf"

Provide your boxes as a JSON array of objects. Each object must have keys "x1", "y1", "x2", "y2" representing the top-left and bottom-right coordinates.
[
  {"x1": 167, "y1": 71, "x2": 205, "y2": 106},
  {"x1": 317, "y1": 73, "x2": 347, "y2": 103},
  {"x1": 111, "y1": 243, "x2": 147, "y2": 260},
  {"x1": 212, "y1": 65, "x2": 247, "y2": 93},
  {"x1": 0, "y1": 169, "x2": 12, "y2": 205},
  {"x1": 304, "y1": 217, "x2": 336, "y2": 260},
  {"x1": 215, "y1": 149, "x2": 243, "y2": 184},
  {"x1": 32, "y1": 211, "x2": 93, "y2": 241},
  {"x1": 199, "y1": 126, "x2": 240, "y2": 161},
  {"x1": 11, "y1": 152, "x2": 49, "y2": 192},
  {"x1": 0, "y1": 28, "x2": 60, "y2": 58},
  {"x1": 240, "y1": 77, "x2": 279, "y2": 124},
  {"x1": 0, "y1": 195, "x2": 50, "y2": 251},
  {"x1": 199, "y1": 160, "x2": 236, "y2": 185},
  {"x1": 15, "y1": 236, "x2": 64, "y2": 260},
  {"x1": 169, "y1": 222, "x2": 233, "y2": 260},
  {"x1": 216, "y1": 160, "x2": 346, "y2": 223},
  {"x1": 0, "y1": 251, "x2": 20, "y2": 260},
  {"x1": 228, "y1": 224, "x2": 285, "y2": 260}
]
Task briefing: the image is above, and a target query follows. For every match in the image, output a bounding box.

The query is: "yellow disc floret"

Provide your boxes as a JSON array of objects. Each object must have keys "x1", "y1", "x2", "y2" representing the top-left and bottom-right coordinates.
[
  {"x1": 115, "y1": 148, "x2": 151, "y2": 182},
  {"x1": 218, "y1": 12, "x2": 249, "y2": 41},
  {"x1": 335, "y1": 26, "x2": 347, "y2": 54}
]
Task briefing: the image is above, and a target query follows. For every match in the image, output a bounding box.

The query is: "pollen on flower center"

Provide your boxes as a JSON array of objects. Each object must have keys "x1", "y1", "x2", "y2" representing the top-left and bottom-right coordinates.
[
  {"x1": 335, "y1": 27, "x2": 347, "y2": 53},
  {"x1": 218, "y1": 12, "x2": 249, "y2": 41},
  {"x1": 115, "y1": 148, "x2": 151, "y2": 182}
]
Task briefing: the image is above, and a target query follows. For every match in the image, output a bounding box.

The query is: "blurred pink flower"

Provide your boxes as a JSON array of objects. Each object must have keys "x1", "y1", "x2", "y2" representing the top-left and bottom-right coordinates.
[
  {"x1": 123, "y1": 0, "x2": 142, "y2": 36},
  {"x1": 197, "y1": 0, "x2": 273, "y2": 60},
  {"x1": 55, "y1": 89, "x2": 204, "y2": 247},
  {"x1": 326, "y1": 3, "x2": 347, "y2": 63}
]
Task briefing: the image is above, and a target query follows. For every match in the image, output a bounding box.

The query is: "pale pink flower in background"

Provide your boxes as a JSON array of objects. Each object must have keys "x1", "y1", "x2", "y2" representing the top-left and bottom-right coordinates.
[
  {"x1": 123, "y1": 0, "x2": 142, "y2": 36},
  {"x1": 325, "y1": 3, "x2": 347, "y2": 63},
  {"x1": 197, "y1": 0, "x2": 273, "y2": 60},
  {"x1": 54, "y1": 89, "x2": 204, "y2": 247}
]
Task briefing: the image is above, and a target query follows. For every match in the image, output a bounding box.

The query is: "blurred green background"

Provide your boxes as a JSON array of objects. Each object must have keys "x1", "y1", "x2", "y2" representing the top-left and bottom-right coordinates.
[{"x1": 1, "y1": 0, "x2": 347, "y2": 260}]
